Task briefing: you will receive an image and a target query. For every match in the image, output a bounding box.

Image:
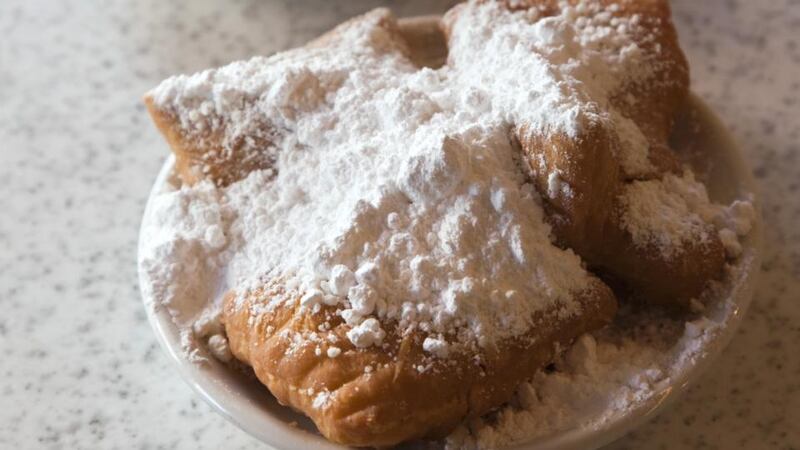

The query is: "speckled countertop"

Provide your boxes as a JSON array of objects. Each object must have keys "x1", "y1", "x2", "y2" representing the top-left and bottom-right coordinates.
[{"x1": 1, "y1": 0, "x2": 798, "y2": 448}]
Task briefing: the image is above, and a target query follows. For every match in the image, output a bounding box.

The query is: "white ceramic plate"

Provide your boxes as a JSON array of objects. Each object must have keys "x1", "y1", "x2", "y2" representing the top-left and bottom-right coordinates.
[{"x1": 138, "y1": 17, "x2": 762, "y2": 450}]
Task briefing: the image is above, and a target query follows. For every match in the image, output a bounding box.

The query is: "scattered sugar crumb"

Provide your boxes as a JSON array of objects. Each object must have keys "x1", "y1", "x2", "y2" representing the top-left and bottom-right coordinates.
[{"x1": 207, "y1": 334, "x2": 232, "y2": 363}]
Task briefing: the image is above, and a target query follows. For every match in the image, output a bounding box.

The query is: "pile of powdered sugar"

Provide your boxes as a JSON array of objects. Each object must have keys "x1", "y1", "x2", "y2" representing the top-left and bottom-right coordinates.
[
  {"x1": 137, "y1": 1, "x2": 758, "y2": 448},
  {"x1": 144, "y1": 1, "x2": 658, "y2": 354},
  {"x1": 620, "y1": 170, "x2": 756, "y2": 259},
  {"x1": 141, "y1": 1, "x2": 684, "y2": 354},
  {"x1": 442, "y1": 254, "x2": 756, "y2": 449}
]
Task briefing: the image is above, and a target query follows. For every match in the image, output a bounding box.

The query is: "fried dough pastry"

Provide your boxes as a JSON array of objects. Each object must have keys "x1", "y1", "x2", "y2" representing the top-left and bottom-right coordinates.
[
  {"x1": 600, "y1": 208, "x2": 724, "y2": 306},
  {"x1": 144, "y1": 9, "x2": 411, "y2": 188},
  {"x1": 447, "y1": 0, "x2": 688, "y2": 176},
  {"x1": 444, "y1": 0, "x2": 724, "y2": 307},
  {"x1": 144, "y1": 98, "x2": 279, "y2": 187},
  {"x1": 223, "y1": 279, "x2": 615, "y2": 446}
]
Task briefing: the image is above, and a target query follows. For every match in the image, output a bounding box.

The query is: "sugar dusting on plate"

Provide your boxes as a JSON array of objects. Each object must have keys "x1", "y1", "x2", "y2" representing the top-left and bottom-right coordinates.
[{"x1": 444, "y1": 254, "x2": 756, "y2": 448}]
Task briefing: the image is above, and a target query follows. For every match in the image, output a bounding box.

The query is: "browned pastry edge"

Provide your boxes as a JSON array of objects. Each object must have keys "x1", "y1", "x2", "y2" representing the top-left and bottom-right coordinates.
[
  {"x1": 598, "y1": 208, "x2": 725, "y2": 308},
  {"x1": 307, "y1": 7, "x2": 412, "y2": 58},
  {"x1": 143, "y1": 96, "x2": 278, "y2": 187},
  {"x1": 145, "y1": 8, "x2": 411, "y2": 189},
  {"x1": 516, "y1": 120, "x2": 621, "y2": 258},
  {"x1": 223, "y1": 278, "x2": 617, "y2": 447}
]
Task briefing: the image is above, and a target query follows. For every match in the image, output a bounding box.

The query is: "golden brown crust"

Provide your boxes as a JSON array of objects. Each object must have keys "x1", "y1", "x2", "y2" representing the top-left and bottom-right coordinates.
[
  {"x1": 223, "y1": 279, "x2": 616, "y2": 446},
  {"x1": 143, "y1": 96, "x2": 278, "y2": 187},
  {"x1": 516, "y1": 120, "x2": 621, "y2": 258},
  {"x1": 605, "y1": 0, "x2": 688, "y2": 178},
  {"x1": 599, "y1": 206, "x2": 725, "y2": 308}
]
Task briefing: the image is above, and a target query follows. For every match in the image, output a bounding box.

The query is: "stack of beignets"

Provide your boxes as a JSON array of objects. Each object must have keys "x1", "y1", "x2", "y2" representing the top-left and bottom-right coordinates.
[{"x1": 145, "y1": 1, "x2": 727, "y2": 447}]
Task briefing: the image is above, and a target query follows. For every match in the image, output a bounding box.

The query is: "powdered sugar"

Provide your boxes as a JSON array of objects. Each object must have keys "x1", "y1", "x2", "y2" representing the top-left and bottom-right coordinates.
[
  {"x1": 346, "y1": 318, "x2": 387, "y2": 348},
  {"x1": 207, "y1": 334, "x2": 233, "y2": 363},
  {"x1": 446, "y1": 0, "x2": 659, "y2": 178},
  {"x1": 137, "y1": 1, "x2": 760, "y2": 448},
  {"x1": 138, "y1": 180, "x2": 230, "y2": 359},
  {"x1": 423, "y1": 335, "x2": 451, "y2": 358},
  {"x1": 145, "y1": 3, "x2": 657, "y2": 352},
  {"x1": 546, "y1": 170, "x2": 573, "y2": 200},
  {"x1": 313, "y1": 391, "x2": 332, "y2": 410},
  {"x1": 620, "y1": 171, "x2": 755, "y2": 258},
  {"x1": 620, "y1": 171, "x2": 716, "y2": 257},
  {"x1": 444, "y1": 257, "x2": 756, "y2": 449},
  {"x1": 143, "y1": 1, "x2": 676, "y2": 351}
]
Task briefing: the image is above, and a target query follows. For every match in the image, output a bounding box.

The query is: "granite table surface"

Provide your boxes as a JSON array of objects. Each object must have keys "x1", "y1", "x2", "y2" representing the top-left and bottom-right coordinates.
[{"x1": 1, "y1": 0, "x2": 798, "y2": 449}]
